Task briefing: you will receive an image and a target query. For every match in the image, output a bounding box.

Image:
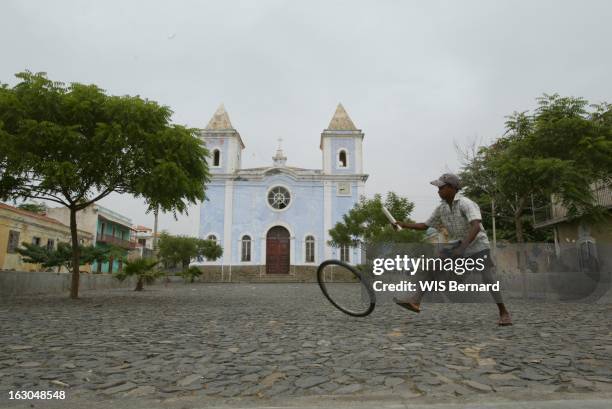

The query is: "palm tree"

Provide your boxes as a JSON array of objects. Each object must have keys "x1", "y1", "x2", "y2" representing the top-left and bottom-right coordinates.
[
  {"x1": 180, "y1": 266, "x2": 203, "y2": 283},
  {"x1": 115, "y1": 258, "x2": 161, "y2": 291}
]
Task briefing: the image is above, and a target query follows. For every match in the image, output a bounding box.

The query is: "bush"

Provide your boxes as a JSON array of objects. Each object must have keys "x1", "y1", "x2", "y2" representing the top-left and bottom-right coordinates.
[
  {"x1": 115, "y1": 258, "x2": 162, "y2": 291},
  {"x1": 180, "y1": 266, "x2": 203, "y2": 283}
]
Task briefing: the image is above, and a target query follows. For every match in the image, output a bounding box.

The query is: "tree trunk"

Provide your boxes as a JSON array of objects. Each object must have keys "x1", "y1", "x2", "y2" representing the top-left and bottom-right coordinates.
[
  {"x1": 69, "y1": 207, "x2": 81, "y2": 299},
  {"x1": 514, "y1": 196, "x2": 528, "y2": 298},
  {"x1": 513, "y1": 194, "x2": 529, "y2": 244},
  {"x1": 491, "y1": 199, "x2": 497, "y2": 259},
  {"x1": 514, "y1": 215, "x2": 524, "y2": 243},
  {"x1": 135, "y1": 277, "x2": 144, "y2": 291},
  {"x1": 153, "y1": 206, "x2": 159, "y2": 252}
]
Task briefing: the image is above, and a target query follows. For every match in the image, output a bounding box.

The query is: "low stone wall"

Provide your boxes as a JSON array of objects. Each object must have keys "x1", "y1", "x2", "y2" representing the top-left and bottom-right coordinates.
[
  {"x1": 195, "y1": 265, "x2": 323, "y2": 283},
  {"x1": 0, "y1": 270, "x2": 137, "y2": 296},
  {"x1": 193, "y1": 264, "x2": 610, "y2": 301},
  {"x1": 496, "y1": 269, "x2": 612, "y2": 302}
]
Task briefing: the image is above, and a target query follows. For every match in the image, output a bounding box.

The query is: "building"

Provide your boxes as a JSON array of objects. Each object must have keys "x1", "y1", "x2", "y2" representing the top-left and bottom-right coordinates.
[
  {"x1": 133, "y1": 225, "x2": 157, "y2": 259},
  {"x1": 134, "y1": 225, "x2": 153, "y2": 249},
  {"x1": 196, "y1": 103, "x2": 368, "y2": 279},
  {"x1": 0, "y1": 202, "x2": 93, "y2": 272},
  {"x1": 533, "y1": 180, "x2": 612, "y2": 272},
  {"x1": 46, "y1": 204, "x2": 137, "y2": 273}
]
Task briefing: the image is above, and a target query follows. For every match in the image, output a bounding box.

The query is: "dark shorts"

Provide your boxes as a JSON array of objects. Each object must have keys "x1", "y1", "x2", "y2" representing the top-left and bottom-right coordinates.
[{"x1": 419, "y1": 248, "x2": 503, "y2": 303}]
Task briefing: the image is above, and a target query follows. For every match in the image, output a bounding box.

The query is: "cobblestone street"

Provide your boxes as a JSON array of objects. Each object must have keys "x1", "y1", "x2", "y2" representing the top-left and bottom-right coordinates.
[{"x1": 1, "y1": 284, "x2": 611, "y2": 408}]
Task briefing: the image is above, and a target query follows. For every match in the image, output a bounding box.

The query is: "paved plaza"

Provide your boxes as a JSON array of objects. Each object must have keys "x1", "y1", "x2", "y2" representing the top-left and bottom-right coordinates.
[{"x1": 1, "y1": 283, "x2": 611, "y2": 408}]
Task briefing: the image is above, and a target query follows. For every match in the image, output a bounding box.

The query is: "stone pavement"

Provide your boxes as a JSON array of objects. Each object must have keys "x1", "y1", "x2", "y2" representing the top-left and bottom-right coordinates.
[{"x1": 0, "y1": 283, "x2": 611, "y2": 408}]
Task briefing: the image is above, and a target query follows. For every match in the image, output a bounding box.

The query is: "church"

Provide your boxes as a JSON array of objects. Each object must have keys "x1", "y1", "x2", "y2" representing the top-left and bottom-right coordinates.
[{"x1": 195, "y1": 103, "x2": 368, "y2": 280}]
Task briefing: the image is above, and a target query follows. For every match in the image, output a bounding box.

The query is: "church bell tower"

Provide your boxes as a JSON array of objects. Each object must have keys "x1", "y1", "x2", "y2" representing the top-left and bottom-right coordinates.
[
  {"x1": 320, "y1": 103, "x2": 364, "y2": 175},
  {"x1": 200, "y1": 104, "x2": 245, "y2": 174}
]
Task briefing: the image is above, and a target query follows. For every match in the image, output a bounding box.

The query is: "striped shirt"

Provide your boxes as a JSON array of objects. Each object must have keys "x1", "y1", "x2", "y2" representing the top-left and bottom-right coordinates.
[{"x1": 425, "y1": 193, "x2": 489, "y2": 255}]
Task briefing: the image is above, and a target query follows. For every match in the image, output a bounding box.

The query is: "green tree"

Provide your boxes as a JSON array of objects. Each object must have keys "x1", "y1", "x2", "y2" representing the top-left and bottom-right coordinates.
[
  {"x1": 461, "y1": 94, "x2": 611, "y2": 244},
  {"x1": 0, "y1": 71, "x2": 210, "y2": 298},
  {"x1": 197, "y1": 239, "x2": 223, "y2": 262},
  {"x1": 16, "y1": 242, "x2": 49, "y2": 267},
  {"x1": 17, "y1": 202, "x2": 46, "y2": 213},
  {"x1": 458, "y1": 143, "x2": 552, "y2": 243},
  {"x1": 328, "y1": 192, "x2": 423, "y2": 247},
  {"x1": 158, "y1": 233, "x2": 197, "y2": 269},
  {"x1": 17, "y1": 242, "x2": 121, "y2": 272},
  {"x1": 114, "y1": 258, "x2": 161, "y2": 291},
  {"x1": 158, "y1": 233, "x2": 223, "y2": 270}
]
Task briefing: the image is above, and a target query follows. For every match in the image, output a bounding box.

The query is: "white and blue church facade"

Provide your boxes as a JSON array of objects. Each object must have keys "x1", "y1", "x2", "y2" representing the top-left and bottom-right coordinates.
[{"x1": 196, "y1": 103, "x2": 368, "y2": 278}]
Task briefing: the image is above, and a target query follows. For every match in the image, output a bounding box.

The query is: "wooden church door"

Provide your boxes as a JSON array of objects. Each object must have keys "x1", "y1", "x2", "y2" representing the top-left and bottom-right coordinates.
[{"x1": 266, "y1": 226, "x2": 290, "y2": 274}]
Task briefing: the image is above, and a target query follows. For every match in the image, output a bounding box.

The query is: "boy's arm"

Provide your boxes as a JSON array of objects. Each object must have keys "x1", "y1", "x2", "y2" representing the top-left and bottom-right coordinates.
[
  {"x1": 455, "y1": 220, "x2": 481, "y2": 255},
  {"x1": 396, "y1": 205, "x2": 438, "y2": 230}
]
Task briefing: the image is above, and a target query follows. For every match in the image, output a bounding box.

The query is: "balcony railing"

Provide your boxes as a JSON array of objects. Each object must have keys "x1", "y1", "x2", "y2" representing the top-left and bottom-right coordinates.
[
  {"x1": 533, "y1": 204, "x2": 566, "y2": 227},
  {"x1": 533, "y1": 182, "x2": 612, "y2": 228},
  {"x1": 96, "y1": 234, "x2": 137, "y2": 249}
]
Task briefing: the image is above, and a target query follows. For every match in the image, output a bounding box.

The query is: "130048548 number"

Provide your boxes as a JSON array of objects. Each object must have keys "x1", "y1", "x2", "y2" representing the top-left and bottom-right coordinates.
[{"x1": 9, "y1": 390, "x2": 66, "y2": 400}]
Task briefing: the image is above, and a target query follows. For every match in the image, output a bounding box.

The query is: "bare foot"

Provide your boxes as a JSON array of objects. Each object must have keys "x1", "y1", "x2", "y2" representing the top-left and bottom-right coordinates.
[
  {"x1": 393, "y1": 298, "x2": 421, "y2": 313},
  {"x1": 498, "y1": 312, "x2": 513, "y2": 326}
]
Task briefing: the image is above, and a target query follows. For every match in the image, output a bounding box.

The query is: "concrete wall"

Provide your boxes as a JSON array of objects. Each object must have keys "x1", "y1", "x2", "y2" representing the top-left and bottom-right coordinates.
[
  {"x1": 0, "y1": 271, "x2": 137, "y2": 296},
  {"x1": 45, "y1": 205, "x2": 98, "y2": 242},
  {"x1": 556, "y1": 217, "x2": 612, "y2": 244}
]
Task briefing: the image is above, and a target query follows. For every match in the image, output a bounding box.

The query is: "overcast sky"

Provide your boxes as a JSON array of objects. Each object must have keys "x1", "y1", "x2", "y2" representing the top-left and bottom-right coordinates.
[{"x1": 2, "y1": 0, "x2": 611, "y2": 235}]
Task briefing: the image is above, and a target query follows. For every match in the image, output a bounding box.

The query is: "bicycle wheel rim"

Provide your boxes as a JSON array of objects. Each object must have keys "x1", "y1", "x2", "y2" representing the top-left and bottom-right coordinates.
[{"x1": 317, "y1": 259, "x2": 376, "y2": 317}]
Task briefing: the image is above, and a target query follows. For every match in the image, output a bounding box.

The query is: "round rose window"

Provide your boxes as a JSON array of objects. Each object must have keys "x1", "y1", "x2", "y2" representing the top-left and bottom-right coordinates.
[{"x1": 267, "y1": 186, "x2": 291, "y2": 210}]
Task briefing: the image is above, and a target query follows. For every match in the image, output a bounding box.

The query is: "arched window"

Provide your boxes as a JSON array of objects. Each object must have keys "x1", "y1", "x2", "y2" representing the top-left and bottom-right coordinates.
[
  {"x1": 241, "y1": 235, "x2": 251, "y2": 262},
  {"x1": 305, "y1": 235, "x2": 315, "y2": 263},
  {"x1": 213, "y1": 149, "x2": 221, "y2": 167},
  {"x1": 340, "y1": 244, "x2": 350, "y2": 263},
  {"x1": 338, "y1": 150, "x2": 347, "y2": 168}
]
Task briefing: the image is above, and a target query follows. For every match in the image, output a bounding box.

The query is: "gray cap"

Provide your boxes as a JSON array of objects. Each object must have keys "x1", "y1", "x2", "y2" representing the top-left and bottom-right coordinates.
[{"x1": 430, "y1": 173, "x2": 461, "y2": 189}]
